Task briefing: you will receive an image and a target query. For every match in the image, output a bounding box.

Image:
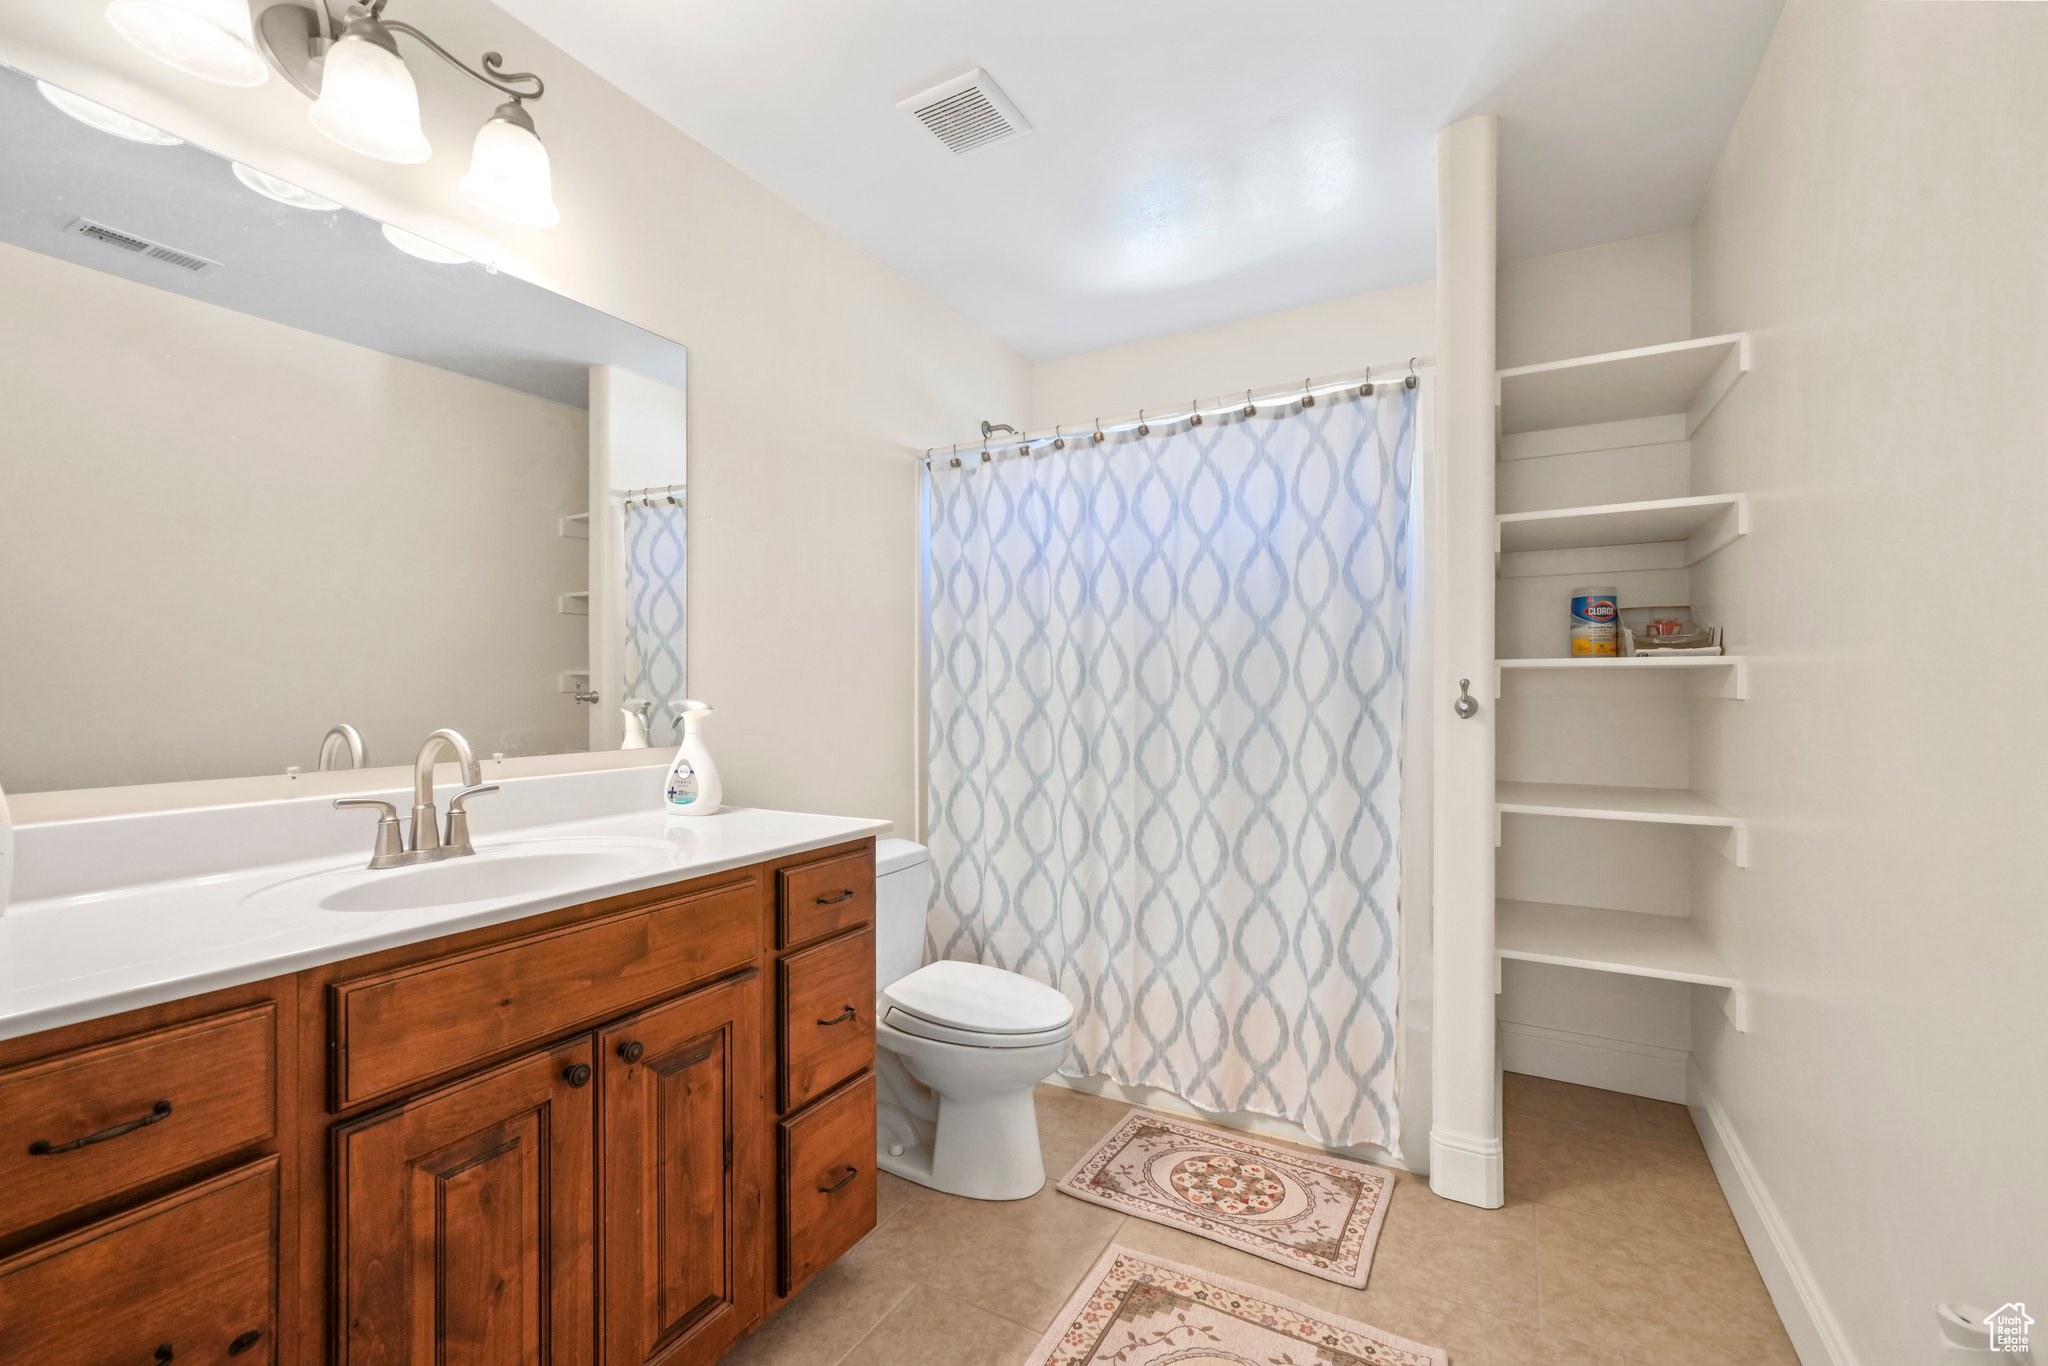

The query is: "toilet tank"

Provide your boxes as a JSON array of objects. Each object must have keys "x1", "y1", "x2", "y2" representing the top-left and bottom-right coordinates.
[{"x1": 873, "y1": 839, "x2": 934, "y2": 990}]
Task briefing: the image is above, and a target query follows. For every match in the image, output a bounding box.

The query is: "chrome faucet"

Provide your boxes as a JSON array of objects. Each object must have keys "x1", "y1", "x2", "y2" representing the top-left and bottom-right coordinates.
[{"x1": 333, "y1": 728, "x2": 498, "y2": 869}]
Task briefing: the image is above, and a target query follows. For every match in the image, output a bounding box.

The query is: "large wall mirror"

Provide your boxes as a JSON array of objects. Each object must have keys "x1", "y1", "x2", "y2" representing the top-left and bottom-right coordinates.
[{"x1": 0, "y1": 64, "x2": 688, "y2": 795}]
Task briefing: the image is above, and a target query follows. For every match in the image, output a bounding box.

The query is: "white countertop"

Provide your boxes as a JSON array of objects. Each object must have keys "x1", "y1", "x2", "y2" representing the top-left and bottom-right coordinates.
[{"x1": 0, "y1": 806, "x2": 889, "y2": 1042}]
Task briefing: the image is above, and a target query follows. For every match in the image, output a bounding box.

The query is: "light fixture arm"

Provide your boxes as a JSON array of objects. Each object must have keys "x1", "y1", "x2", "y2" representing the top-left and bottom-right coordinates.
[{"x1": 378, "y1": 21, "x2": 545, "y2": 103}]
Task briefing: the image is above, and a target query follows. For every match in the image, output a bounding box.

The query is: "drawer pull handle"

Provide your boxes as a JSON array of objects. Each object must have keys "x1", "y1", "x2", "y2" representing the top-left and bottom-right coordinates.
[
  {"x1": 617, "y1": 1040, "x2": 645, "y2": 1064},
  {"x1": 562, "y1": 1063, "x2": 593, "y2": 1089},
  {"x1": 816, "y1": 890, "x2": 857, "y2": 905},
  {"x1": 28, "y1": 1099, "x2": 173, "y2": 1155},
  {"x1": 819, "y1": 1165, "x2": 859, "y2": 1195},
  {"x1": 817, "y1": 1006, "x2": 858, "y2": 1027},
  {"x1": 227, "y1": 1330, "x2": 263, "y2": 1358}
]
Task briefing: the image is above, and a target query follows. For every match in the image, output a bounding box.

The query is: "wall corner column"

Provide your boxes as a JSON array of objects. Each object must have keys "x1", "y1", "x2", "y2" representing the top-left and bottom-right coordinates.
[{"x1": 1428, "y1": 114, "x2": 1503, "y2": 1209}]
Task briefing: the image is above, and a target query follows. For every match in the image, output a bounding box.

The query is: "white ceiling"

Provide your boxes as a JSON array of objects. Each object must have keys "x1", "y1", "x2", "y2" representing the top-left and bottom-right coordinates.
[{"x1": 489, "y1": 0, "x2": 1783, "y2": 361}]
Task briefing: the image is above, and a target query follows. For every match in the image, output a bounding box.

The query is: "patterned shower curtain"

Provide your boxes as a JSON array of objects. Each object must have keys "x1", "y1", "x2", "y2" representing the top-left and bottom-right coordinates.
[
  {"x1": 624, "y1": 494, "x2": 688, "y2": 746},
  {"x1": 923, "y1": 387, "x2": 1416, "y2": 1149}
]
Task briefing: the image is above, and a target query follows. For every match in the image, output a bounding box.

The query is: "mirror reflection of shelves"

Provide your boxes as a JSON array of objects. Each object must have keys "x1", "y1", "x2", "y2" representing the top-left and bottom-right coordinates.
[{"x1": 1491, "y1": 331, "x2": 1756, "y2": 1085}]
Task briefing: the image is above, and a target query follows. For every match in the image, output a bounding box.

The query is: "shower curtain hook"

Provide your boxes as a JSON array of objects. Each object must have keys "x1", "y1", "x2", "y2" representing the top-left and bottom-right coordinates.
[
  {"x1": 949, "y1": 442, "x2": 962, "y2": 469},
  {"x1": 1189, "y1": 399, "x2": 1202, "y2": 427},
  {"x1": 1301, "y1": 378, "x2": 1315, "y2": 408},
  {"x1": 1405, "y1": 358, "x2": 1418, "y2": 390},
  {"x1": 1360, "y1": 366, "x2": 1375, "y2": 397},
  {"x1": 1137, "y1": 409, "x2": 1150, "y2": 437},
  {"x1": 1053, "y1": 424, "x2": 1066, "y2": 450},
  {"x1": 980, "y1": 445, "x2": 993, "y2": 463},
  {"x1": 1091, "y1": 418, "x2": 1105, "y2": 445},
  {"x1": 1242, "y1": 389, "x2": 1256, "y2": 418}
]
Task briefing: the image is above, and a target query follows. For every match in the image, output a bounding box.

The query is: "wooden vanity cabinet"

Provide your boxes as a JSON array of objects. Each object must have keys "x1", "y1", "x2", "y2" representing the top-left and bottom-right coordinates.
[{"x1": 0, "y1": 836, "x2": 877, "y2": 1366}]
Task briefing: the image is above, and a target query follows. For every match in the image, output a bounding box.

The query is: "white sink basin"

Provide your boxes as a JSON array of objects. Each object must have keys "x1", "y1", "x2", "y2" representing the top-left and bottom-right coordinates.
[{"x1": 245, "y1": 838, "x2": 674, "y2": 916}]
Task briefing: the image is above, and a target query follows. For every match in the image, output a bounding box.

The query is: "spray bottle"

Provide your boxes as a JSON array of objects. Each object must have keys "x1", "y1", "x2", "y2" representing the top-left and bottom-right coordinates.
[{"x1": 663, "y1": 700, "x2": 722, "y2": 816}]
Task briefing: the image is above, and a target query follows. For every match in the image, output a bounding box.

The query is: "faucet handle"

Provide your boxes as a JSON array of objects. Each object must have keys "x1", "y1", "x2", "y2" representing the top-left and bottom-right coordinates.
[
  {"x1": 443, "y1": 784, "x2": 499, "y2": 855},
  {"x1": 334, "y1": 799, "x2": 405, "y2": 868}
]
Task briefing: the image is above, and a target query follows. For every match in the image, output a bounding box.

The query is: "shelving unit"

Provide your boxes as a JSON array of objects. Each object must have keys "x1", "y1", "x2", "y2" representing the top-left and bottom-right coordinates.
[
  {"x1": 1494, "y1": 654, "x2": 1747, "y2": 699},
  {"x1": 1497, "y1": 900, "x2": 1747, "y2": 1030},
  {"x1": 1496, "y1": 492, "x2": 1747, "y2": 562},
  {"x1": 1496, "y1": 333, "x2": 1749, "y2": 436},
  {"x1": 1495, "y1": 780, "x2": 1747, "y2": 866}
]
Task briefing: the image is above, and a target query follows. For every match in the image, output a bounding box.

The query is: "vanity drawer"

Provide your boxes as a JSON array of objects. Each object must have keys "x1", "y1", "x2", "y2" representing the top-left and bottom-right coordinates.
[
  {"x1": 333, "y1": 877, "x2": 759, "y2": 1108},
  {"x1": 778, "y1": 1073, "x2": 876, "y2": 1298},
  {"x1": 778, "y1": 848, "x2": 875, "y2": 949},
  {"x1": 0, "y1": 1156, "x2": 278, "y2": 1366},
  {"x1": 0, "y1": 1004, "x2": 277, "y2": 1241},
  {"x1": 779, "y1": 926, "x2": 875, "y2": 1112}
]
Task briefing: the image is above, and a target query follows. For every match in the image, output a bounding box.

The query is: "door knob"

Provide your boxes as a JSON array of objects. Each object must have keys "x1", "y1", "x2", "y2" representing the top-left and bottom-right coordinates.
[{"x1": 1454, "y1": 678, "x2": 1480, "y2": 719}]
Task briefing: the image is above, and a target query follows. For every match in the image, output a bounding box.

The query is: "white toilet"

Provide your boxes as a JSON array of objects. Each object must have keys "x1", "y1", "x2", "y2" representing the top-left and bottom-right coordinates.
[{"x1": 872, "y1": 839, "x2": 1076, "y2": 1201}]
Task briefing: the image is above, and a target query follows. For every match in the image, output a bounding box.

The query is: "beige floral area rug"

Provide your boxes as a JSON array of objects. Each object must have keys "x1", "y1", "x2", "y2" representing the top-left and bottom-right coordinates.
[
  {"x1": 1055, "y1": 1109, "x2": 1396, "y2": 1288},
  {"x1": 1026, "y1": 1246, "x2": 1447, "y2": 1366}
]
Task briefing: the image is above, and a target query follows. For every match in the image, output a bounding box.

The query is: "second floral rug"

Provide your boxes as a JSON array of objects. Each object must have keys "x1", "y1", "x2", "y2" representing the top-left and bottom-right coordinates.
[{"x1": 1055, "y1": 1109, "x2": 1397, "y2": 1288}]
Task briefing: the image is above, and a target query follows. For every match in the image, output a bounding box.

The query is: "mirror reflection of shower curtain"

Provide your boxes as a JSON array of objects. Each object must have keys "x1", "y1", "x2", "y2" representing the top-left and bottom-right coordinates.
[{"x1": 623, "y1": 494, "x2": 687, "y2": 746}]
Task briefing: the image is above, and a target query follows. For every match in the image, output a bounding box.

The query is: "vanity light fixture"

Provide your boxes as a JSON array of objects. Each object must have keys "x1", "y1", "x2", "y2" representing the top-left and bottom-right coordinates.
[
  {"x1": 379, "y1": 222, "x2": 470, "y2": 265},
  {"x1": 254, "y1": 1, "x2": 558, "y2": 227},
  {"x1": 105, "y1": 0, "x2": 269, "y2": 88},
  {"x1": 111, "y1": 0, "x2": 561, "y2": 227},
  {"x1": 36, "y1": 81, "x2": 186, "y2": 145},
  {"x1": 232, "y1": 161, "x2": 341, "y2": 210}
]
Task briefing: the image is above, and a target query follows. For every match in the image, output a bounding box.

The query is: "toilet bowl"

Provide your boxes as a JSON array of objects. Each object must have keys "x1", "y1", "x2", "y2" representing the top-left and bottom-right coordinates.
[{"x1": 871, "y1": 841, "x2": 1076, "y2": 1201}]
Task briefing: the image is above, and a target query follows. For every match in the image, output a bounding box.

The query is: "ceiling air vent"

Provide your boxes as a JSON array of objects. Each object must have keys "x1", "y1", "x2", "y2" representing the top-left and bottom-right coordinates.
[
  {"x1": 66, "y1": 217, "x2": 219, "y2": 274},
  {"x1": 898, "y1": 68, "x2": 1032, "y2": 156}
]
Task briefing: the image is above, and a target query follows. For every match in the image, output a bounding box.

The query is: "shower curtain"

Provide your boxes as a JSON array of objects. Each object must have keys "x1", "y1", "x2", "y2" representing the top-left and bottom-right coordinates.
[
  {"x1": 922, "y1": 386, "x2": 1417, "y2": 1150},
  {"x1": 624, "y1": 494, "x2": 688, "y2": 746}
]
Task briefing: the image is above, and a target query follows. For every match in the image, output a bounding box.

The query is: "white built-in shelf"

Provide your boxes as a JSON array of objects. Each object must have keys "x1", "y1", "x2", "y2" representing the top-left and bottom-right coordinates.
[
  {"x1": 1496, "y1": 493, "x2": 1747, "y2": 563},
  {"x1": 558, "y1": 591, "x2": 591, "y2": 616},
  {"x1": 1496, "y1": 333, "x2": 1749, "y2": 437},
  {"x1": 559, "y1": 512, "x2": 591, "y2": 540},
  {"x1": 558, "y1": 670, "x2": 591, "y2": 695},
  {"x1": 1497, "y1": 899, "x2": 1747, "y2": 1030},
  {"x1": 1496, "y1": 780, "x2": 1747, "y2": 866},
  {"x1": 1494, "y1": 655, "x2": 1747, "y2": 699}
]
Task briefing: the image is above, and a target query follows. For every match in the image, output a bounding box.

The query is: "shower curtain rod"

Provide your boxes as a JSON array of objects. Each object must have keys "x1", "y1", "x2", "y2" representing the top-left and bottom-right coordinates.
[
  {"x1": 617, "y1": 482, "x2": 685, "y2": 502},
  {"x1": 920, "y1": 355, "x2": 1435, "y2": 464}
]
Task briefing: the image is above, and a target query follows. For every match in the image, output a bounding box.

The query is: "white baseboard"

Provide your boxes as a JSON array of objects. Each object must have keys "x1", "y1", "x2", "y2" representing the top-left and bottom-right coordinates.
[
  {"x1": 1498, "y1": 1020, "x2": 1689, "y2": 1103},
  {"x1": 1428, "y1": 1125, "x2": 1505, "y2": 1209},
  {"x1": 1688, "y1": 1060, "x2": 1859, "y2": 1366}
]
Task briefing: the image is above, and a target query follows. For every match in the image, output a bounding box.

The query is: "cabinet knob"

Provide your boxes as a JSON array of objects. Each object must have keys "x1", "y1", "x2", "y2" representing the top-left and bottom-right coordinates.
[
  {"x1": 154, "y1": 1347, "x2": 174, "y2": 1364},
  {"x1": 562, "y1": 1063, "x2": 593, "y2": 1088},
  {"x1": 617, "y1": 1040, "x2": 644, "y2": 1064},
  {"x1": 228, "y1": 1330, "x2": 263, "y2": 1358}
]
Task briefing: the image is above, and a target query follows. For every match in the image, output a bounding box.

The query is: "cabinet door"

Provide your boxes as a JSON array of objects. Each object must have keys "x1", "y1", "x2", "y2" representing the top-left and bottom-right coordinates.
[
  {"x1": 599, "y1": 971, "x2": 766, "y2": 1366},
  {"x1": 336, "y1": 1040, "x2": 596, "y2": 1366}
]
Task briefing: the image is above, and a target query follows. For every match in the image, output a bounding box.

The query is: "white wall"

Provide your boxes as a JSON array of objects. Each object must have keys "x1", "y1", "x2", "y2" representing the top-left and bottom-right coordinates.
[
  {"x1": 1028, "y1": 229, "x2": 1691, "y2": 429},
  {"x1": 0, "y1": 0, "x2": 1030, "y2": 834},
  {"x1": 1686, "y1": 0, "x2": 2047, "y2": 1359},
  {"x1": 0, "y1": 239, "x2": 587, "y2": 791}
]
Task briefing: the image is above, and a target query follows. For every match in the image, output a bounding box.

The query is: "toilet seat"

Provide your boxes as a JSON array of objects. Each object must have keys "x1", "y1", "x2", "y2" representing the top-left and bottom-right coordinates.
[{"x1": 879, "y1": 960, "x2": 1074, "y2": 1049}]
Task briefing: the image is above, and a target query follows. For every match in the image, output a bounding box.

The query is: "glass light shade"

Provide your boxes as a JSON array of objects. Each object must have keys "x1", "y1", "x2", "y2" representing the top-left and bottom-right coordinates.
[
  {"x1": 459, "y1": 109, "x2": 560, "y2": 228},
  {"x1": 36, "y1": 81, "x2": 185, "y2": 144},
  {"x1": 380, "y1": 223, "x2": 470, "y2": 265},
  {"x1": 232, "y1": 162, "x2": 340, "y2": 211},
  {"x1": 308, "y1": 28, "x2": 430, "y2": 165},
  {"x1": 105, "y1": 0, "x2": 268, "y2": 88}
]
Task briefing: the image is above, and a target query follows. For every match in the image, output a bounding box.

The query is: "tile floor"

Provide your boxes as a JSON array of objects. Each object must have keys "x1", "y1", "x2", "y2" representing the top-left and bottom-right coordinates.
[{"x1": 726, "y1": 1073, "x2": 1798, "y2": 1365}]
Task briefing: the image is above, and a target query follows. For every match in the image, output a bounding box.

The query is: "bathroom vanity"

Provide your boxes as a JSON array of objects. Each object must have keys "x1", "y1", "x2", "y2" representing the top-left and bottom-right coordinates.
[{"x1": 0, "y1": 807, "x2": 883, "y2": 1366}]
